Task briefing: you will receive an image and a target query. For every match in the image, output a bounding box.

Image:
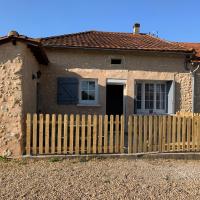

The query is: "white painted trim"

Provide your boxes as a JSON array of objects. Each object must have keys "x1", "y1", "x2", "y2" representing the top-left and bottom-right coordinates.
[
  {"x1": 106, "y1": 79, "x2": 127, "y2": 116},
  {"x1": 107, "y1": 79, "x2": 127, "y2": 85},
  {"x1": 79, "y1": 79, "x2": 98, "y2": 105}
]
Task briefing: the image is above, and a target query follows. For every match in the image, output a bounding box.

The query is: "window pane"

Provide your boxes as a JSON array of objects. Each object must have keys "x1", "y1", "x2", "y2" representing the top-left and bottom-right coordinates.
[
  {"x1": 81, "y1": 81, "x2": 88, "y2": 90},
  {"x1": 136, "y1": 83, "x2": 142, "y2": 109},
  {"x1": 89, "y1": 81, "x2": 95, "y2": 90},
  {"x1": 81, "y1": 91, "x2": 89, "y2": 100},
  {"x1": 88, "y1": 91, "x2": 95, "y2": 100},
  {"x1": 145, "y1": 83, "x2": 154, "y2": 109}
]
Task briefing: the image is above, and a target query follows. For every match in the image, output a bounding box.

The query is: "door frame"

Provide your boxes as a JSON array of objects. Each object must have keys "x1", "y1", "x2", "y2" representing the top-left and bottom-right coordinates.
[{"x1": 106, "y1": 79, "x2": 127, "y2": 116}]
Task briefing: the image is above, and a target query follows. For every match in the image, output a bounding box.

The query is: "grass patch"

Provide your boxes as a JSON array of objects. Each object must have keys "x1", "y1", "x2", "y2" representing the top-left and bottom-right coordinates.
[
  {"x1": 49, "y1": 157, "x2": 63, "y2": 163},
  {"x1": 0, "y1": 156, "x2": 9, "y2": 162}
]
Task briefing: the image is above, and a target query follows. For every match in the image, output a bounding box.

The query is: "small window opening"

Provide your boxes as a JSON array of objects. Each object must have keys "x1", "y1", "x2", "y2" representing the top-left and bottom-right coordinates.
[{"x1": 111, "y1": 58, "x2": 122, "y2": 65}]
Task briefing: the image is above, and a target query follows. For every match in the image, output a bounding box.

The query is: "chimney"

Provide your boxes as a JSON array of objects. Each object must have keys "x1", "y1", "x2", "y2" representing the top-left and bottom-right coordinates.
[
  {"x1": 7, "y1": 30, "x2": 19, "y2": 37},
  {"x1": 133, "y1": 23, "x2": 140, "y2": 34}
]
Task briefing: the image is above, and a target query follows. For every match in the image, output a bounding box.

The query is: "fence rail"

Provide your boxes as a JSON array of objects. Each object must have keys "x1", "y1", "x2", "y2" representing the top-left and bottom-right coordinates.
[
  {"x1": 26, "y1": 113, "x2": 200, "y2": 156},
  {"x1": 26, "y1": 114, "x2": 125, "y2": 155}
]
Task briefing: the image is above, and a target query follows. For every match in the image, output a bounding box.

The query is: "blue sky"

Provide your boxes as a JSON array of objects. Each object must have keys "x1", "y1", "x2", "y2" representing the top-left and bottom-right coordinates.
[{"x1": 0, "y1": 0, "x2": 199, "y2": 42}]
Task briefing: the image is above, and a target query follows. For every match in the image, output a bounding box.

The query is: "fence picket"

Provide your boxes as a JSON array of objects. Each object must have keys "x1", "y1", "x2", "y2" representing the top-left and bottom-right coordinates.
[
  {"x1": 115, "y1": 115, "x2": 119, "y2": 153},
  {"x1": 172, "y1": 116, "x2": 176, "y2": 151},
  {"x1": 187, "y1": 117, "x2": 191, "y2": 151},
  {"x1": 138, "y1": 116, "x2": 142, "y2": 153},
  {"x1": 192, "y1": 116, "x2": 197, "y2": 151},
  {"x1": 120, "y1": 115, "x2": 125, "y2": 153},
  {"x1": 39, "y1": 114, "x2": 43, "y2": 154},
  {"x1": 75, "y1": 115, "x2": 80, "y2": 154},
  {"x1": 109, "y1": 115, "x2": 114, "y2": 153},
  {"x1": 87, "y1": 115, "x2": 92, "y2": 154},
  {"x1": 143, "y1": 116, "x2": 147, "y2": 152},
  {"x1": 98, "y1": 115, "x2": 103, "y2": 153},
  {"x1": 133, "y1": 116, "x2": 138, "y2": 153},
  {"x1": 153, "y1": 116, "x2": 158, "y2": 151},
  {"x1": 104, "y1": 115, "x2": 108, "y2": 153},
  {"x1": 57, "y1": 114, "x2": 62, "y2": 154},
  {"x1": 26, "y1": 114, "x2": 31, "y2": 155},
  {"x1": 69, "y1": 114, "x2": 74, "y2": 154},
  {"x1": 162, "y1": 116, "x2": 166, "y2": 152},
  {"x1": 182, "y1": 117, "x2": 186, "y2": 151},
  {"x1": 93, "y1": 115, "x2": 97, "y2": 154},
  {"x1": 149, "y1": 116, "x2": 153, "y2": 152},
  {"x1": 81, "y1": 115, "x2": 86, "y2": 154},
  {"x1": 51, "y1": 114, "x2": 56, "y2": 154},
  {"x1": 177, "y1": 116, "x2": 181, "y2": 151},
  {"x1": 197, "y1": 117, "x2": 200, "y2": 151},
  {"x1": 63, "y1": 114, "x2": 68, "y2": 154},
  {"x1": 167, "y1": 116, "x2": 171, "y2": 152},
  {"x1": 45, "y1": 114, "x2": 50, "y2": 154},
  {"x1": 158, "y1": 116, "x2": 163, "y2": 152},
  {"x1": 32, "y1": 114, "x2": 37, "y2": 155},
  {"x1": 128, "y1": 115, "x2": 132, "y2": 154}
]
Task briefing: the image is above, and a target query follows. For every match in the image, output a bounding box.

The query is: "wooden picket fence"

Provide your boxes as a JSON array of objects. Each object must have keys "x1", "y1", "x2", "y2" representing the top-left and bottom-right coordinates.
[
  {"x1": 128, "y1": 115, "x2": 200, "y2": 153},
  {"x1": 26, "y1": 114, "x2": 125, "y2": 155},
  {"x1": 25, "y1": 113, "x2": 200, "y2": 156}
]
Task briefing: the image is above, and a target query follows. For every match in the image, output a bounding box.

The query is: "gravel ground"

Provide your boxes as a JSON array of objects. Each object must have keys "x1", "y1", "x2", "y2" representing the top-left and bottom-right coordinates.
[{"x1": 1, "y1": 157, "x2": 200, "y2": 200}]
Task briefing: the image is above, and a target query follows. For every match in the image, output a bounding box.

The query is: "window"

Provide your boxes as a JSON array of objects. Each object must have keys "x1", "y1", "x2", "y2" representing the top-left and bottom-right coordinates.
[
  {"x1": 111, "y1": 58, "x2": 122, "y2": 65},
  {"x1": 136, "y1": 82, "x2": 167, "y2": 114},
  {"x1": 79, "y1": 79, "x2": 98, "y2": 104}
]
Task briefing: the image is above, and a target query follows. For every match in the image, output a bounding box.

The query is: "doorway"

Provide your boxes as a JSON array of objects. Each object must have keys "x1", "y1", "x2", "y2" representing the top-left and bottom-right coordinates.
[{"x1": 106, "y1": 84, "x2": 124, "y2": 115}]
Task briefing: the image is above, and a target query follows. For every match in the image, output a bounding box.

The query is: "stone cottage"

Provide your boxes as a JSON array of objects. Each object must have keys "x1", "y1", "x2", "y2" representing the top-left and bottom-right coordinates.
[{"x1": 0, "y1": 23, "x2": 200, "y2": 157}]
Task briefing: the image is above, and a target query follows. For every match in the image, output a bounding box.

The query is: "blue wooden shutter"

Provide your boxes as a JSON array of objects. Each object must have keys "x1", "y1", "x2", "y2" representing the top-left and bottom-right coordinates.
[
  {"x1": 57, "y1": 77, "x2": 79, "y2": 105},
  {"x1": 166, "y1": 81, "x2": 175, "y2": 114}
]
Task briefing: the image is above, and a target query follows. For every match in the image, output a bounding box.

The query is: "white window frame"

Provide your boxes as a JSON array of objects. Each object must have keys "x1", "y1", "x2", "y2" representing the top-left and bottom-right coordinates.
[
  {"x1": 135, "y1": 81, "x2": 167, "y2": 114},
  {"x1": 79, "y1": 79, "x2": 98, "y2": 105}
]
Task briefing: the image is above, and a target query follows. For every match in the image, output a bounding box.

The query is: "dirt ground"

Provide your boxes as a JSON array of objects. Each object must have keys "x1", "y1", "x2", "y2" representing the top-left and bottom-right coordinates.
[{"x1": 0, "y1": 157, "x2": 200, "y2": 200}]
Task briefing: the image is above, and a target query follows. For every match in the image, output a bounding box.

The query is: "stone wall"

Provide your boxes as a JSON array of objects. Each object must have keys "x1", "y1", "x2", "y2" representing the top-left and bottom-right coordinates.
[
  {"x1": 39, "y1": 48, "x2": 193, "y2": 116},
  {"x1": 0, "y1": 42, "x2": 39, "y2": 157}
]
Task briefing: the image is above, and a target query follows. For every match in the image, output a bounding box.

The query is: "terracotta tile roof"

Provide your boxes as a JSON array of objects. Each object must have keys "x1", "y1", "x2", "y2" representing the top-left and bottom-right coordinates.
[
  {"x1": 177, "y1": 42, "x2": 200, "y2": 58},
  {"x1": 41, "y1": 31, "x2": 193, "y2": 53},
  {"x1": 0, "y1": 34, "x2": 40, "y2": 44}
]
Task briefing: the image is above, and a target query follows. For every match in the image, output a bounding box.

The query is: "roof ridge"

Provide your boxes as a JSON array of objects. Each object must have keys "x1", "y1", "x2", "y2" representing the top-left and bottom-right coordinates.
[
  {"x1": 41, "y1": 30, "x2": 148, "y2": 40},
  {"x1": 41, "y1": 30, "x2": 98, "y2": 40}
]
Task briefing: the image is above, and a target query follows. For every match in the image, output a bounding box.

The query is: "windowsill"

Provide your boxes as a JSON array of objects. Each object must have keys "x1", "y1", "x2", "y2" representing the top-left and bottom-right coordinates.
[{"x1": 77, "y1": 104, "x2": 101, "y2": 107}]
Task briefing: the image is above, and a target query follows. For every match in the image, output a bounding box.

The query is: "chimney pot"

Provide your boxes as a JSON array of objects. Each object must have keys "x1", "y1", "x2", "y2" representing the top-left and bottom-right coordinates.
[{"x1": 133, "y1": 23, "x2": 140, "y2": 34}]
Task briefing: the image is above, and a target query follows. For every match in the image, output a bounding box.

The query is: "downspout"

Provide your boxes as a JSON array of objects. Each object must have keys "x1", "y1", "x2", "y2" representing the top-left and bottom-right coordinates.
[{"x1": 190, "y1": 63, "x2": 200, "y2": 113}]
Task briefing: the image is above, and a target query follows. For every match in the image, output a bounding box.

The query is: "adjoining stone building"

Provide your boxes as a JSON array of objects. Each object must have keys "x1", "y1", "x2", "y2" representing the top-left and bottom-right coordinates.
[{"x1": 0, "y1": 24, "x2": 200, "y2": 157}]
